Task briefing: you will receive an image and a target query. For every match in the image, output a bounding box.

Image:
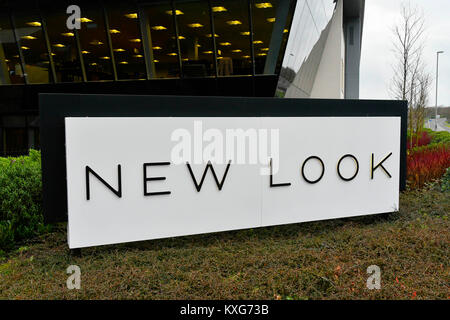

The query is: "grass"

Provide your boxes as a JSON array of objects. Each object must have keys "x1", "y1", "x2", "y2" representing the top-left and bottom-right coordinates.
[{"x1": 0, "y1": 187, "x2": 448, "y2": 300}]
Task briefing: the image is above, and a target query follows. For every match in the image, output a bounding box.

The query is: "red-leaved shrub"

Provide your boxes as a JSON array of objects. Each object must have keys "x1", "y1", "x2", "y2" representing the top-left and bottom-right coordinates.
[
  {"x1": 407, "y1": 143, "x2": 450, "y2": 189},
  {"x1": 407, "y1": 131, "x2": 432, "y2": 149}
]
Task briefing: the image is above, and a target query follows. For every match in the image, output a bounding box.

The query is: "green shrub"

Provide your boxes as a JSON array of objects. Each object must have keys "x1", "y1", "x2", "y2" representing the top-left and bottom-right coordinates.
[
  {"x1": 430, "y1": 131, "x2": 450, "y2": 145},
  {"x1": 0, "y1": 150, "x2": 49, "y2": 251},
  {"x1": 441, "y1": 167, "x2": 450, "y2": 192}
]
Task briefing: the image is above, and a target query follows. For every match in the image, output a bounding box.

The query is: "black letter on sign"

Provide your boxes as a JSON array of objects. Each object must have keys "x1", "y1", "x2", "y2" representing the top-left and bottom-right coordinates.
[
  {"x1": 143, "y1": 162, "x2": 171, "y2": 196},
  {"x1": 270, "y1": 158, "x2": 291, "y2": 187},
  {"x1": 86, "y1": 165, "x2": 122, "y2": 200},
  {"x1": 337, "y1": 154, "x2": 359, "y2": 181},
  {"x1": 301, "y1": 156, "x2": 325, "y2": 184},
  {"x1": 186, "y1": 160, "x2": 231, "y2": 192},
  {"x1": 371, "y1": 153, "x2": 392, "y2": 179}
]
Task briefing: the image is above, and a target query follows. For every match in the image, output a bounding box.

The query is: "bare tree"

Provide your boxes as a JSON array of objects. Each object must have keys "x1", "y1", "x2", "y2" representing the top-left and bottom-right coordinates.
[{"x1": 390, "y1": 2, "x2": 431, "y2": 144}]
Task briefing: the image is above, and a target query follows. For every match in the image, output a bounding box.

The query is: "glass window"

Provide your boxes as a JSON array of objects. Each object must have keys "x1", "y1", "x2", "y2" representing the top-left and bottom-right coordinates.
[
  {"x1": 42, "y1": 3, "x2": 83, "y2": 83},
  {"x1": 174, "y1": 0, "x2": 215, "y2": 77},
  {"x1": 3, "y1": 127, "x2": 27, "y2": 156},
  {"x1": 143, "y1": 1, "x2": 180, "y2": 78},
  {"x1": 211, "y1": 0, "x2": 252, "y2": 76},
  {"x1": 252, "y1": 1, "x2": 278, "y2": 74},
  {"x1": 77, "y1": 4, "x2": 114, "y2": 81},
  {"x1": 12, "y1": 7, "x2": 52, "y2": 83},
  {"x1": 106, "y1": 4, "x2": 146, "y2": 80},
  {"x1": 252, "y1": 1, "x2": 294, "y2": 75},
  {"x1": 274, "y1": 2, "x2": 295, "y2": 75},
  {"x1": 0, "y1": 10, "x2": 25, "y2": 85}
]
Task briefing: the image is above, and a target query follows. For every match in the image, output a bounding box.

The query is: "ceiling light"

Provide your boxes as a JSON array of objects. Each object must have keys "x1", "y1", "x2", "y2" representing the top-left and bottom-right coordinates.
[
  {"x1": 217, "y1": 57, "x2": 223, "y2": 60},
  {"x1": 257, "y1": 53, "x2": 267, "y2": 56},
  {"x1": 81, "y1": 51, "x2": 90, "y2": 54},
  {"x1": 89, "y1": 62, "x2": 97, "y2": 66},
  {"x1": 261, "y1": 48, "x2": 269, "y2": 51},
  {"x1": 167, "y1": 52, "x2": 177, "y2": 56},
  {"x1": 21, "y1": 35, "x2": 37, "y2": 40},
  {"x1": 243, "y1": 55, "x2": 250, "y2": 58},
  {"x1": 4, "y1": 59, "x2": 10, "y2": 62},
  {"x1": 266, "y1": 17, "x2": 275, "y2": 22},
  {"x1": 152, "y1": 46, "x2": 162, "y2": 50},
  {"x1": 231, "y1": 49, "x2": 242, "y2": 53},
  {"x1": 152, "y1": 25, "x2": 167, "y2": 31},
  {"x1": 52, "y1": 44, "x2": 65, "y2": 48},
  {"x1": 255, "y1": 2, "x2": 273, "y2": 9},
  {"x1": 119, "y1": 61, "x2": 128, "y2": 64},
  {"x1": 154, "y1": 59, "x2": 159, "y2": 63},
  {"x1": 26, "y1": 21, "x2": 41, "y2": 27},
  {"x1": 240, "y1": 31, "x2": 250, "y2": 36},
  {"x1": 253, "y1": 40, "x2": 263, "y2": 44},
  {"x1": 203, "y1": 51, "x2": 213, "y2": 54},
  {"x1": 124, "y1": 13, "x2": 138, "y2": 19},
  {"x1": 114, "y1": 48, "x2": 125, "y2": 52},
  {"x1": 166, "y1": 10, "x2": 184, "y2": 15},
  {"x1": 226, "y1": 20, "x2": 242, "y2": 25},
  {"x1": 20, "y1": 46, "x2": 30, "y2": 50},
  {"x1": 100, "y1": 56, "x2": 110, "y2": 60},
  {"x1": 134, "y1": 54, "x2": 143, "y2": 58},
  {"x1": 212, "y1": 6, "x2": 227, "y2": 12},
  {"x1": 206, "y1": 33, "x2": 219, "y2": 38},
  {"x1": 188, "y1": 23, "x2": 203, "y2": 28},
  {"x1": 283, "y1": 29, "x2": 289, "y2": 33},
  {"x1": 109, "y1": 29, "x2": 120, "y2": 34},
  {"x1": 78, "y1": 17, "x2": 93, "y2": 23},
  {"x1": 89, "y1": 40, "x2": 103, "y2": 45},
  {"x1": 219, "y1": 42, "x2": 231, "y2": 46},
  {"x1": 182, "y1": 58, "x2": 189, "y2": 61},
  {"x1": 129, "y1": 38, "x2": 141, "y2": 42},
  {"x1": 61, "y1": 32, "x2": 74, "y2": 37}
]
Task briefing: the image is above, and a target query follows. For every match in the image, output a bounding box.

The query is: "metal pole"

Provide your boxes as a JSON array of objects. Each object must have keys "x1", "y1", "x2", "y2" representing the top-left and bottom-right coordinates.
[{"x1": 435, "y1": 51, "x2": 444, "y2": 130}]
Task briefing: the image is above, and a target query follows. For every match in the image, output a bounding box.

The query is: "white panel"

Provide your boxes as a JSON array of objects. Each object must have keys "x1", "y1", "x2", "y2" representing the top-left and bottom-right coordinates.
[
  {"x1": 65, "y1": 117, "x2": 400, "y2": 248},
  {"x1": 261, "y1": 117, "x2": 400, "y2": 226},
  {"x1": 66, "y1": 118, "x2": 262, "y2": 248}
]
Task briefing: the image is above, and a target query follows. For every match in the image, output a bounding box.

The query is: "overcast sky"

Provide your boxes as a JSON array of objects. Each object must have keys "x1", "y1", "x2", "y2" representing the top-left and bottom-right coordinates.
[{"x1": 360, "y1": 0, "x2": 450, "y2": 106}]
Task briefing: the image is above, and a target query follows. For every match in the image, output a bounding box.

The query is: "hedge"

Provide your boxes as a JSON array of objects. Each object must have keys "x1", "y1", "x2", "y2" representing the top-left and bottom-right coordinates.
[{"x1": 0, "y1": 150, "x2": 50, "y2": 251}]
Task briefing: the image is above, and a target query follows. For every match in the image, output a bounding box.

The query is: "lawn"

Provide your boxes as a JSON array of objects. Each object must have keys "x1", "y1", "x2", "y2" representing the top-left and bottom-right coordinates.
[{"x1": 0, "y1": 187, "x2": 448, "y2": 300}]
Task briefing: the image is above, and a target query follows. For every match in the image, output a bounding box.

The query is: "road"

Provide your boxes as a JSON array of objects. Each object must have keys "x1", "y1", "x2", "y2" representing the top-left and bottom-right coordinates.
[{"x1": 425, "y1": 118, "x2": 450, "y2": 132}]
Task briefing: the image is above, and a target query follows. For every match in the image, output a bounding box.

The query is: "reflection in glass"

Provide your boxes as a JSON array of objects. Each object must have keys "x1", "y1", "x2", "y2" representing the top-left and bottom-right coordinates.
[
  {"x1": 174, "y1": 0, "x2": 215, "y2": 77},
  {"x1": 211, "y1": 0, "x2": 252, "y2": 76},
  {"x1": 0, "y1": 11, "x2": 25, "y2": 84},
  {"x1": 144, "y1": 2, "x2": 180, "y2": 78},
  {"x1": 13, "y1": 9, "x2": 51, "y2": 83},
  {"x1": 77, "y1": 4, "x2": 114, "y2": 81},
  {"x1": 42, "y1": 3, "x2": 82, "y2": 82},
  {"x1": 106, "y1": 3, "x2": 146, "y2": 80},
  {"x1": 276, "y1": 0, "x2": 335, "y2": 97}
]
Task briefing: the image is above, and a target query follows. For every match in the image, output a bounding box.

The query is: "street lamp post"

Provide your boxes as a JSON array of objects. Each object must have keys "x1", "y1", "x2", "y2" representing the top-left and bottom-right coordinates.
[{"x1": 435, "y1": 51, "x2": 444, "y2": 130}]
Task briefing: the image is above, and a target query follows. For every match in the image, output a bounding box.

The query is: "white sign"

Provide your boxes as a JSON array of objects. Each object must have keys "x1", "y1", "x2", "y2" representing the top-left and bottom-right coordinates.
[{"x1": 65, "y1": 117, "x2": 400, "y2": 248}]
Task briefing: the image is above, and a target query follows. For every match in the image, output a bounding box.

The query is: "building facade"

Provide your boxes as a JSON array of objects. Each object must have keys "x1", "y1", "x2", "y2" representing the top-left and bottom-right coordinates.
[{"x1": 0, "y1": 0, "x2": 364, "y2": 156}]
